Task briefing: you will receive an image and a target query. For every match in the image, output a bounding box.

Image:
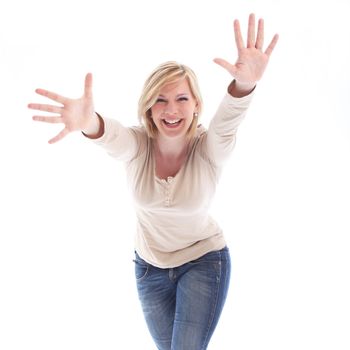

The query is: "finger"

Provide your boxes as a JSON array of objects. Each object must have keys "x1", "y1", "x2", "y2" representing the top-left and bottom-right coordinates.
[
  {"x1": 35, "y1": 89, "x2": 66, "y2": 104},
  {"x1": 48, "y1": 128, "x2": 69, "y2": 144},
  {"x1": 32, "y1": 116, "x2": 62, "y2": 123},
  {"x1": 28, "y1": 103, "x2": 63, "y2": 114},
  {"x1": 84, "y1": 73, "x2": 93, "y2": 99},
  {"x1": 213, "y1": 58, "x2": 232, "y2": 70},
  {"x1": 247, "y1": 13, "x2": 256, "y2": 48},
  {"x1": 255, "y1": 18, "x2": 264, "y2": 50},
  {"x1": 213, "y1": 58, "x2": 238, "y2": 78},
  {"x1": 264, "y1": 33, "x2": 279, "y2": 57},
  {"x1": 234, "y1": 19, "x2": 244, "y2": 50}
]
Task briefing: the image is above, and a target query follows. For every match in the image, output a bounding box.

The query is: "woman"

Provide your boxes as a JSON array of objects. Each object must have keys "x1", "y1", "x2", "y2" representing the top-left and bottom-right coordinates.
[{"x1": 29, "y1": 13, "x2": 278, "y2": 350}]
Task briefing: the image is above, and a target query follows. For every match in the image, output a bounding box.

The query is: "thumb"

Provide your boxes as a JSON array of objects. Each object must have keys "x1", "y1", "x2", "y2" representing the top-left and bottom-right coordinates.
[
  {"x1": 213, "y1": 58, "x2": 237, "y2": 76},
  {"x1": 84, "y1": 73, "x2": 93, "y2": 99}
]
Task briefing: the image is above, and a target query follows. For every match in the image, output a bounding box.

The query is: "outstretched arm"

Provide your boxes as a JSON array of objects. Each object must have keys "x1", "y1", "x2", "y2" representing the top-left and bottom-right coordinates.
[
  {"x1": 29, "y1": 74, "x2": 142, "y2": 162},
  {"x1": 203, "y1": 14, "x2": 278, "y2": 166},
  {"x1": 214, "y1": 13, "x2": 279, "y2": 97}
]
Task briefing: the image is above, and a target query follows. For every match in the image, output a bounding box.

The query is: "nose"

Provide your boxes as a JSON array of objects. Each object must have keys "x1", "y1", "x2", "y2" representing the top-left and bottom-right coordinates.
[{"x1": 163, "y1": 100, "x2": 178, "y2": 115}]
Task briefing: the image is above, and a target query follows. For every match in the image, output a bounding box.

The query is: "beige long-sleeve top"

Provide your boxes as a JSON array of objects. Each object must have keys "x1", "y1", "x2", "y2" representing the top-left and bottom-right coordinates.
[{"x1": 91, "y1": 91, "x2": 254, "y2": 268}]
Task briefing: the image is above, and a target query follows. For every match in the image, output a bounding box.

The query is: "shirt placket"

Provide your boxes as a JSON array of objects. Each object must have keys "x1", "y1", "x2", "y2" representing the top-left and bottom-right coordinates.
[{"x1": 162, "y1": 176, "x2": 174, "y2": 207}]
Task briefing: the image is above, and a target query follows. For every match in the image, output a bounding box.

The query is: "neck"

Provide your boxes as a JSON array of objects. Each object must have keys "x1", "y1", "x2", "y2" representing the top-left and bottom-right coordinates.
[{"x1": 154, "y1": 135, "x2": 189, "y2": 159}]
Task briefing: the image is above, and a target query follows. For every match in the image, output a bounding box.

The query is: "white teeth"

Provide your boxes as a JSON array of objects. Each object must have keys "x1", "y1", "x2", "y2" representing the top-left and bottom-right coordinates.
[{"x1": 164, "y1": 119, "x2": 181, "y2": 124}]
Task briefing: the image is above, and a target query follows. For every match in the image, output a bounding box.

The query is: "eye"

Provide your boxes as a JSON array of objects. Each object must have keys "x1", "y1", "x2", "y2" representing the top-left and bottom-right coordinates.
[
  {"x1": 178, "y1": 97, "x2": 188, "y2": 101},
  {"x1": 156, "y1": 98, "x2": 166, "y2": 103}
]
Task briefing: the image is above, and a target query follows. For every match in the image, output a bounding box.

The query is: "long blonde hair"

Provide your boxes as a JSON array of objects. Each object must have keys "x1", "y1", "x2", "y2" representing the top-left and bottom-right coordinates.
[{"x1": 138, "y1": 61, "x2": 203, "y2": 139}]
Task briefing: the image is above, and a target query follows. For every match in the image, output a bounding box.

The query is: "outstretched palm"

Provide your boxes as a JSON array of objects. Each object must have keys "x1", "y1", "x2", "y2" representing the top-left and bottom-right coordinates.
[
  {"x1": 214, "y1": 13, "x2": 279, "y2": 84},
  {"x1": 28, "y1": 73, "x2": 95, "y2": 144}
]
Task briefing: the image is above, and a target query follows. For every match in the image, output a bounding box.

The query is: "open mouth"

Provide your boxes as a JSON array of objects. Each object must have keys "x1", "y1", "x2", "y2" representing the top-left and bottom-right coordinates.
[{"x1": 162, "y1": 119, "x2": 183, "y2": 128}]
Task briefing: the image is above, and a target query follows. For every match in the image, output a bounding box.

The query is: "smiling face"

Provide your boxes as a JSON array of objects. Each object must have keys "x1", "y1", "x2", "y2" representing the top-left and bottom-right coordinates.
[{"x1": 150, "y1": 78, "x2": 198, "y2": 140}]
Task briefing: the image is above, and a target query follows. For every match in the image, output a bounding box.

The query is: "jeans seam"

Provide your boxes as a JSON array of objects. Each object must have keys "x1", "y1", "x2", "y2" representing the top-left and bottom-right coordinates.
[{"x1": 201, "y1": 250, "x2": 222, "y2": 349}]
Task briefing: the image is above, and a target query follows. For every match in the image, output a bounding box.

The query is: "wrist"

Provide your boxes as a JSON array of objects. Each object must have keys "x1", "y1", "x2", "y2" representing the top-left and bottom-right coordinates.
[
  {"x1": 228, "y1": 80, "x2": 256, "y2": 97},
  {"x1": 82, "y1": 112, "x2": 105, "y2": 139}
]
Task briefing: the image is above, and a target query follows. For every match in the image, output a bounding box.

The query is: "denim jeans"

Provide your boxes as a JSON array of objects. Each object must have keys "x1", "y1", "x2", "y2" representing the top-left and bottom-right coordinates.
[{"x1": 133, "y1": 246, "x2": 231, "y2": 350}]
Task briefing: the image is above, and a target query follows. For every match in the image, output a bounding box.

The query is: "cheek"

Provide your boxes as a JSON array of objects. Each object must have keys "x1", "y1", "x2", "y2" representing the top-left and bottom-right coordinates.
[
  {"x1": 150, "y1": 105, "x2": 162, "y2": 117},
  {"x1": 182, "y1": 105, "x2": 196, "y2": 117}
]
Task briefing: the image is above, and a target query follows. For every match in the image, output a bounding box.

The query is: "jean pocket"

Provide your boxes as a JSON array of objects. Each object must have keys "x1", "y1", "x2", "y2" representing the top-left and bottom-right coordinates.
[{"x1": 133, "y1": 259, "x2": 150, "y2": 281}]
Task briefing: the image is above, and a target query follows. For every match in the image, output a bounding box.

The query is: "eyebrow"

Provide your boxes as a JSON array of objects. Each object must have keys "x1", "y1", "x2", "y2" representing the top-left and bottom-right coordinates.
[{"x1": 158, "y1": 93, "x2": 189, "y2": 97}]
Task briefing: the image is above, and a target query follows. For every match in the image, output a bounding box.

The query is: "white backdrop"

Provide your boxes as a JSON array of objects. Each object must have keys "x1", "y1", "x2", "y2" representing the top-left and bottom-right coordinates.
[{"x1": 1, "y1": 0, "x2": 349, "y2": 349}]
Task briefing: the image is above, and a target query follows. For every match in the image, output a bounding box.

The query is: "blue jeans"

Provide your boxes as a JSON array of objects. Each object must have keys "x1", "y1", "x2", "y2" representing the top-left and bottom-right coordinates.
[{"x1": 133, "y1": 246, "x2": 231, "y2": 350}]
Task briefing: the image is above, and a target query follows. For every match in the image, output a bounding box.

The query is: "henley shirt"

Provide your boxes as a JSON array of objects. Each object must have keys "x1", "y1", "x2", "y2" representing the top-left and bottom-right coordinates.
[{"x1": 91, "y1": 91, "x2": 254, "y2": 268}]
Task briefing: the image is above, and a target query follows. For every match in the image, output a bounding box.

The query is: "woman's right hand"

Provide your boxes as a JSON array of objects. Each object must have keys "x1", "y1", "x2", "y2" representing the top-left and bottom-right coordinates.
[{"x1": 28, "y1": 73, "x2": 98, "y2": 144}]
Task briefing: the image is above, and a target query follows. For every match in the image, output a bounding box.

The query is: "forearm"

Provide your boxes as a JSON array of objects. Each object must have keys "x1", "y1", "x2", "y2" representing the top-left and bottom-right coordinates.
[
  {"x1": 206, "y1": 89, "x2": 254, "y2": 165},
  {"x1": 228, "y1": 79, "x2": 256, "y2": 98}
]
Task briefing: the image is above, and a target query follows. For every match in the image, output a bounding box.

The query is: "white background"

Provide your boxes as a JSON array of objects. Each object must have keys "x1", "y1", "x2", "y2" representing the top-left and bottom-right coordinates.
[{"x1": 1, "y1": 0, "x2": 349, "y2": 349}]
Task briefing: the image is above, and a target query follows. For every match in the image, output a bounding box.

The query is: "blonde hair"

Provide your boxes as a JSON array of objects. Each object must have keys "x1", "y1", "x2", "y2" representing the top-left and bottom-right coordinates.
[{"x1": 138, "y1": 61, "x2": 203, "y2": 139}]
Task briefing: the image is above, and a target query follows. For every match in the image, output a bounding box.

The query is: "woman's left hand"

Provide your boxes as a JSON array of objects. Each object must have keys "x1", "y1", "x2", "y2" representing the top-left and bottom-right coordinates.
[{"x1": 214, "y1": 13, "x2": 279, "y2": 85}]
